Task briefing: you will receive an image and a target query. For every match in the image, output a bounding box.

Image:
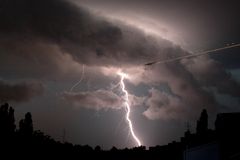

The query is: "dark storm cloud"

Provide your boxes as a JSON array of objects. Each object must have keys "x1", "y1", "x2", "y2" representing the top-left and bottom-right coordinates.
[
  {"x1": 0, "y1": 80, "x2": 44, "y2": 102},
  {"x1": 0, "y1": 0, "x2": 122, "y2": 65},
  {"x1": 0, "y1": 0, "x2": 240, "y2": 120},
  {"x1": 0, "y1": 38, "x2": 83, "y2": 80},
  {"x1": 0, "y1": 0, "x2": 187, "y2": 67},
  {"x1": 182, "y1": 56, "x2": 240, "y2": 97}
]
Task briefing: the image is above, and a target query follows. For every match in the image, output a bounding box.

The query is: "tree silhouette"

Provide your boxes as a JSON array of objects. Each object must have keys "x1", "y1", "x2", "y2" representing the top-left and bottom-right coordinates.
[
  {"x1": 0, "y1": 103, "x2": 16, "y2": 138},
  {"x1": 95, "y1": 145, "x2": 102, "y2": 152},
  {"x1": 19, "y1": 112, "x2": 33, "y2": 137}
]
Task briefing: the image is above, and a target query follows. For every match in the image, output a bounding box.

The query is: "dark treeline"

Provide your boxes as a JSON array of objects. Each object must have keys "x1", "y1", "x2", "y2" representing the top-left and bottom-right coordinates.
[{"x1": 0, "y1": 103, "x2": 240, "y2": 160}]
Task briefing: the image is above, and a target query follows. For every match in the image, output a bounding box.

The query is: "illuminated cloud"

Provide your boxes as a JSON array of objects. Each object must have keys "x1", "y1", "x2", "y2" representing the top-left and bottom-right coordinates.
[
  {"x1": 63, "y1": 90, "x2": 123, "y2": 110},
  {"x1": 62, "y1": 89, "x2": 145, "y2": 110},
  {"x1": 143, "y1": 87, "x2": 218, "y2": 120},
  {"x1": 143, "y1": 88, "x2": 184, "y2": 120}
]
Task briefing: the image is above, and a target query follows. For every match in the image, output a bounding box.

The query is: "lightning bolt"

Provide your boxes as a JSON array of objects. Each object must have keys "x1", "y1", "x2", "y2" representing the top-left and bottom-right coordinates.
[
  {"x1": 118, "y1": 71, "x2": 142, "y2": 147},
  {"x1": 70, "y1": 64, "x2": 85, "y2": 92}
]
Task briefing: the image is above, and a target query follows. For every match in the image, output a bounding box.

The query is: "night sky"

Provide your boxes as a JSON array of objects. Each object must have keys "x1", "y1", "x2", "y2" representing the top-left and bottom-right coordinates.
[{"x1": 0, "y1": 0, "x2": 240, "y2": 149}]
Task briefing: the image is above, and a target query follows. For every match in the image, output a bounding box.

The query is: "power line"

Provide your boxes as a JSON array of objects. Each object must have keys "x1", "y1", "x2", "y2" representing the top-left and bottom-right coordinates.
[{"x1": 145, "y1": 43, "x2": 240, "y2": 66}]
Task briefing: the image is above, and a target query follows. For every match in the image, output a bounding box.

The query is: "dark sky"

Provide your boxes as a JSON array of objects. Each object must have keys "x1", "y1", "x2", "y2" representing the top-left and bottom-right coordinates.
[{"x1": 0, "y1": 0, "x2": 240, "y2": 149}]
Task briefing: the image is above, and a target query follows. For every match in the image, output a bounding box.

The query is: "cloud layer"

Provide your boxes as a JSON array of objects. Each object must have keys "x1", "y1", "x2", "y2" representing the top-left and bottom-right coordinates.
[
  {"x1": 63, "y1": 90, "x2": 123, "y2": 110},
  {"x1": 0, "y1": 80, "x2": 44, "y2": 102},
  {"x1": 0, "y1": 0, "x2": 239, "y2": 120},
  {"x1": 63, "y1": 89, "x2": 145, "y2": 110}
]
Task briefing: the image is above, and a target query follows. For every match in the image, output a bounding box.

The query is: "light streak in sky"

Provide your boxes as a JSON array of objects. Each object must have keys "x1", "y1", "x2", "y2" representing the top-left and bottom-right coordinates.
[
  {"x1": 118, "y1": 71, "x2": 142, "y2": 147},
  {"x1": 70, "y1": 64, "x2": 85, "y2": 92},
  {"x1": 145, "y1": 43, "x2": 240, "y2": 66}
]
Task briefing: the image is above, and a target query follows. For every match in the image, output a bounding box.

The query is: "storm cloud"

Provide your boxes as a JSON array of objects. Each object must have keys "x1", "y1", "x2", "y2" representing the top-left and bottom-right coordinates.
[
  {"x1": 63, "y1": 89, "x2": 145, "y2": 110},
  {"x1": 0, "y1": 0, "x2": 187, "y2": 68},
  {"x1": 0, "y1": 0, "x2": 240, "y2": 121},
  {"x1": 0, "y1": 80, "x2": 44, "y2": 102}
]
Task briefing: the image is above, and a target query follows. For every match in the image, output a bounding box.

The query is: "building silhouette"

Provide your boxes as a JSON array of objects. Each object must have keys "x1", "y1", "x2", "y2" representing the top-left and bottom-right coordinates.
[{"x1": 215, "y1": 113, "x2": 240, "y2": 160}]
